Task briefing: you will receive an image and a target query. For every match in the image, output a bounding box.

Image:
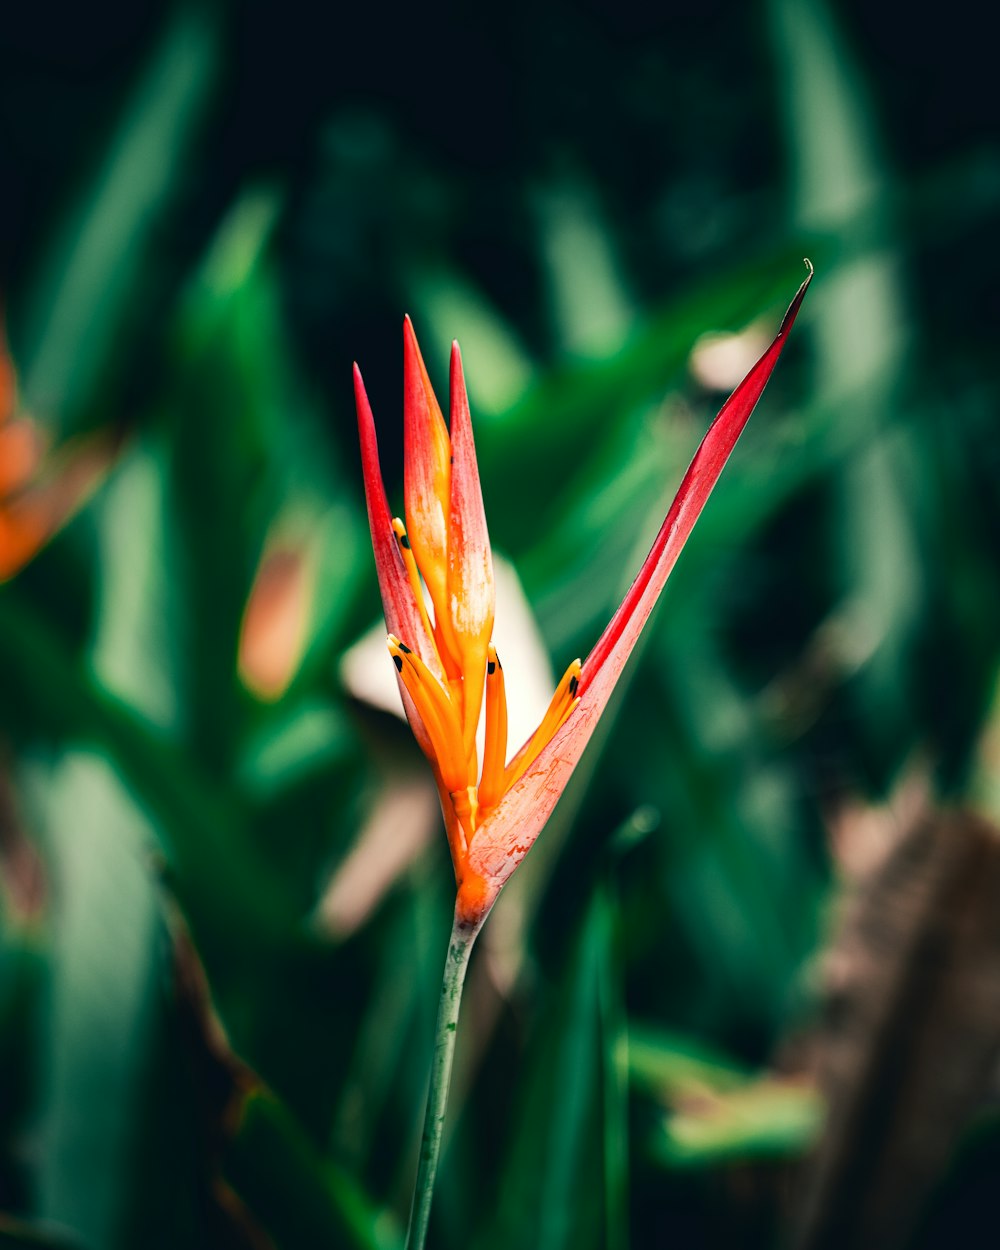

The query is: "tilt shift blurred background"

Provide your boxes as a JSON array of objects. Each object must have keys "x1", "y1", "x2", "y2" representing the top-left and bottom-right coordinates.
[{"x1": 1, "y1": 2, "x2": 998, "y2": 1247}]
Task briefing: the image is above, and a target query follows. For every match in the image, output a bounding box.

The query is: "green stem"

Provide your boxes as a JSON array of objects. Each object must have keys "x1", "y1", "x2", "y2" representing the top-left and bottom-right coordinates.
[{"x1": 405, "y1": 909, "x2": 482, "y2": 1250}]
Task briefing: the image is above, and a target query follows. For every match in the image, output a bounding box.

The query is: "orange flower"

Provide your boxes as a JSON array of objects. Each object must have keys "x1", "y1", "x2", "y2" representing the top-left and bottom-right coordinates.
[
  {"x1": 354, "y1": 265, "x2": 812, "y2": 927},
  {"x1": 0, "y1": 321, "x2": 114, "y2": 582}
]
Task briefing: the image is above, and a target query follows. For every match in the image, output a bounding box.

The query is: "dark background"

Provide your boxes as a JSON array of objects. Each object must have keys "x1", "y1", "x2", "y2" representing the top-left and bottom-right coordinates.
[{"x1": 1, "y1": 2, "x2": 998, "y2": 1247}]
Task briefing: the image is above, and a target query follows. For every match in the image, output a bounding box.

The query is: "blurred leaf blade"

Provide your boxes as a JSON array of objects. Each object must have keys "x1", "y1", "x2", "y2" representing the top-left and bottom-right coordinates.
[
  {"x1": 224, "y1": 1089, "x2": 402, "y2": 1250},
  {"x1": 16, "y1": 6, "x2": 219, "y2": 430},
  {"x1": 627, "y1": 1024, "x2": 823, "y2": 1167},
  {"x1": 0, "y1": 584, "x2": 297, "y2": 941},
  {"x1": 655, "y1": 1077, "x2": 824, "y2": 1168},
  {"x1": 24, "y1": 752, "x2": 161, "y2": 1250}
]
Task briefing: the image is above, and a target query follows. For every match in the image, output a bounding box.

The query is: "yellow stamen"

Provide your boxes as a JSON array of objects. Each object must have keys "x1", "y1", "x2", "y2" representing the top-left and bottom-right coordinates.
[
  {"x1": 387, "y1": 635, "x2": 469, "y2": 793},
  {"x1": 478, "y1": 645, "x2": 509, "y2": 812},
  {"x1": 389, "y1": 518, "x2": 462, "y2": 686},
  {"x1": 503, "y1": 659, "x2": 582, "y2": 792}
]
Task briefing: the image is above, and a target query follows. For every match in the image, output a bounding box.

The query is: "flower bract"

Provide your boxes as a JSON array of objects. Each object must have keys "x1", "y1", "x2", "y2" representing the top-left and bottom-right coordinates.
[{"x1": 354, "y1": 264, "x2": 812, "y2": 926}]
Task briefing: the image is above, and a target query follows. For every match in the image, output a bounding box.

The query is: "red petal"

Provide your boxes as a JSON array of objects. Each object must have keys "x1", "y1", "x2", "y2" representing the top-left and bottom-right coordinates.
[
  {"x1": 466, "y1": 264, "x2": 813, "y2": 908},
  {"x1": 580, "y1": 262, "x2": 813, "y2": 695},
  {"x1": 354, "y1": 365, "x2": 443, "y2": 757}
]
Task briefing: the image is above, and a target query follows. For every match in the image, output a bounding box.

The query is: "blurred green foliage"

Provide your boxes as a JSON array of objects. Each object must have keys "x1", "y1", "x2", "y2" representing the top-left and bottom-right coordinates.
[{"x1": 1, "y1": 1, "x2": 998, "y2": 1247}]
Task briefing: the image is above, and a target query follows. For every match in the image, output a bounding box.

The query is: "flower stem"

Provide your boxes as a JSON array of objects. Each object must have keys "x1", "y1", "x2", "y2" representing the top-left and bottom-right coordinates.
[{"x1": 405, "y1": 909, "x2": 482, "y2": 1250}]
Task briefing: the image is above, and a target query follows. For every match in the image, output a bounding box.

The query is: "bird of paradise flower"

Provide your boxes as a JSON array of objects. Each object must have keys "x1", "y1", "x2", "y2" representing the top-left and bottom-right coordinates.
[{"x1": 353, "y1": 262, "x2": 812, "y2": 1248}]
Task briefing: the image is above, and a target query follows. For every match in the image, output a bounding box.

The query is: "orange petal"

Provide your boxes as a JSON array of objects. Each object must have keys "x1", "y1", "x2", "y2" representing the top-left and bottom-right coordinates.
[
  {"x1": 237, "y1": 541, "x2": 313, "y2": 701},
  {"x1": 0, "y1": 430, "x2": 116, "y2": 582},
  {"x1": 463, "y1": 694, "x2": 601, "y2": 921},
  {"x1": 446, "y1": 341, "x2": 495, "y2": 752},
  {"x1": 478, "y1": 645, "x2": 509, "y2": 811},
  {"x1": 388, "y1": 635, "x2": 469, "y2": 793},
  {"x1": 0, "y1": 418, "x2": 46, "y2": 497},
  {"x1": 501, "y1": 658, "x2": 580, "y2": 792},
  {"x1": 0, "y1": 504, "x2": 50, "y2": 582},
  {"x1": 403, "y1": 316, "x2": 452, "y2": 630}
]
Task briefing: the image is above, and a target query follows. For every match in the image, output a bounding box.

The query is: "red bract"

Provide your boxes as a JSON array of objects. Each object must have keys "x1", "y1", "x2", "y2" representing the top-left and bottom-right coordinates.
[{"x1": 354, "y1": 264, "x2": 812, "y2": 926}]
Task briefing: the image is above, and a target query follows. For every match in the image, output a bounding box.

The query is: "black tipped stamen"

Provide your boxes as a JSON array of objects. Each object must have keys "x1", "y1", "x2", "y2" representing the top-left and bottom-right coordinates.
[
  {"x1": 392, "y1": 654, "x2": 403, "y2": 672},
  {"x1": 569, "y1": 675, "x2": 579, "y2": 696},
  {"x1": 399, "y1": 642, "x2": 412, "y2": 654},
  {"x1": 487, "y1": 661, "x2": 496, "y2": 675}
]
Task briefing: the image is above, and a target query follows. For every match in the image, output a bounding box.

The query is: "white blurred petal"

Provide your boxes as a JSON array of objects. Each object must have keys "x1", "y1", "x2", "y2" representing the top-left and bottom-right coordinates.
[
  {"x1": 689, "y1": 324, "x2": 771, "y2": 392},
  {"x1": 317, "y1": 773, "x2": 438, "y2": 938}
]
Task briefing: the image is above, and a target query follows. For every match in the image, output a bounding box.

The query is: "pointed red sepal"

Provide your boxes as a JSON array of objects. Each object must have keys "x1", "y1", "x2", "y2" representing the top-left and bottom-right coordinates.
[
  {"x1": 464, "y1": 264, "x2": 814, "y2": 919},
  {"x1": 355, "y1": 363, "x2": 444, "y2": 755},
  {"x1": 580, "y1": 261, "x2": 813, "y2": 697},
  {"x1": 355, "y1": 364, "x2": 431, "y2": 653},
  {"x1": 446, "y1": 341, "x2": 495, "y2": 749}
]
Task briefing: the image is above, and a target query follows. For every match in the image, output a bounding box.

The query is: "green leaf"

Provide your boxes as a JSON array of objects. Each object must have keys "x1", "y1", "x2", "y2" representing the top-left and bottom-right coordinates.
[
  {"x1": 16, "y1": 7, "x2": 219, "y2": 432},
  {"x1": 625, "y1": 1025, "x2": 751, "y2": 1099},
  {"x1": 0, "y1": 585, "x2": 297, "y2": 944},
  {"x1": 0, "y1": 1217, "x2": 84, "y2": 1249},
  {"x1": 477, "y1": 246, "x2": 817, "y2": 554},
  {"x1": 23, "y1": 751, "x2": 161, "y2": 1250},
  {"x1": 655, "y1": 1077, "x2": 824, "y2": 1168},
  {"x1": 224, "y1": 1090, "x2": 402, "y2": 1250},
  {"x1": 626, "y1": 1024, "x2": 823, "y2": 1167},
  {"x1": 486, "y1": 893, "x2": 609, "y2": 1250}
]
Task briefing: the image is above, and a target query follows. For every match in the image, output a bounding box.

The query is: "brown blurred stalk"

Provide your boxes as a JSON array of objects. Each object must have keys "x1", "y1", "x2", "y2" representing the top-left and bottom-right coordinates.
[{"x1": 790, "y1": 800, "x2": 1000, "y2": 1250}]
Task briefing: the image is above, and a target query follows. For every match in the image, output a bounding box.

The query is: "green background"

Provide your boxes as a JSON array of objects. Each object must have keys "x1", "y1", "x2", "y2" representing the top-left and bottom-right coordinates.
[{"x1": 1, "y1": 1, "x2": 997, "y2": 1246}]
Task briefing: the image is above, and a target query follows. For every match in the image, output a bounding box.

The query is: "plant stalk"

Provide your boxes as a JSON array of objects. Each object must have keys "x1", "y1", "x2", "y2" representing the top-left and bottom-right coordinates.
[{"x1": 405, "y1": 909, "x2": 482, "y2": 1250}]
